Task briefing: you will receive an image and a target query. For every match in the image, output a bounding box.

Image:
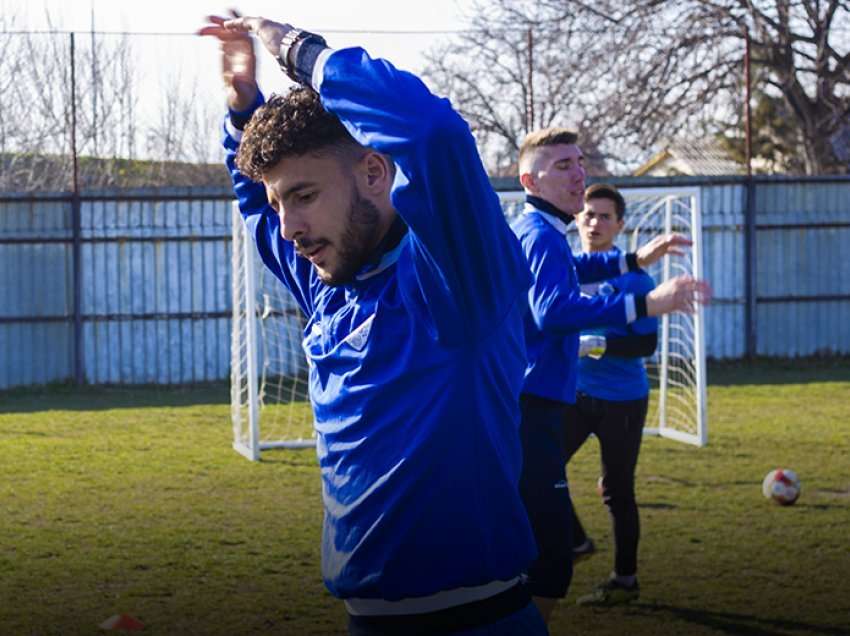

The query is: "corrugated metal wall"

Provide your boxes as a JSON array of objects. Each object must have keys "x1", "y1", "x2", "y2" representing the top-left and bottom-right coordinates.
[
  {"x1": 754, "y1": 180, "x2": 850, "y2": 356},
  {"x1": 79, "y1": 197, "x2": 234, "y2": 384},
  {"x1": 2, "y1": 178, "x2": 850, "y2": 389},
  {"x1": 1, "y1": 191, "x2": 234, "y2": 389},
  {"x1": 1, "y1": 197, "x2": 75, "y2": 388},
  {"x1": 700, "y1": 183, "x2": 747, "y2": 359}
]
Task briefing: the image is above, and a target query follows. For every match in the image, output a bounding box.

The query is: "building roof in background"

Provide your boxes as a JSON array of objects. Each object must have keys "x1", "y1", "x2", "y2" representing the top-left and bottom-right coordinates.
[{"x1": 635, "y1": 140, "x2": 745, "y2": 177}]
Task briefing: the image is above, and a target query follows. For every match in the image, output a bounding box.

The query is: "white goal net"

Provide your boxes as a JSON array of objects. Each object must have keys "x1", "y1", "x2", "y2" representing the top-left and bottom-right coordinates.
[
  {"x1": 620, "y1": 187, "x2": 708, "y2": 446},
  {"x1": 231, "y1": 188, "x2": 707, "y2": 460},
  {"x1": 231, "y1": 206, "x2": 313, "y2": 461}
]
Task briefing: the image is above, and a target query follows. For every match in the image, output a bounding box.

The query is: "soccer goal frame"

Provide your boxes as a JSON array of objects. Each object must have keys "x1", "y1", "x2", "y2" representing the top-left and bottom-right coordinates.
[
  {"x1": 231, "y1": 187, "x2": 707, "y2": 460},
  {"x1": 620, "y1": 186, "x2": 708, "y2": 447}
]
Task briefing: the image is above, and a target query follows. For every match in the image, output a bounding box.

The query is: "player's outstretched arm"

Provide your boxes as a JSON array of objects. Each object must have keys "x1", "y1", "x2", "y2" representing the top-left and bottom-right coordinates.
[
  {"x1": 575, "y1": 233, "x2": 692, "y2": 284},
  {"x1": 199, "y1": 11, "x2": 267, "y2": 215}
]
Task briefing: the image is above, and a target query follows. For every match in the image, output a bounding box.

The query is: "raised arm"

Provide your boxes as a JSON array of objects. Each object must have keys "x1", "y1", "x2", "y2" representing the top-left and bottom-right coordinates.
[
  {"x1": 201, "y1": 13, "x2": 314, "y2": 316},
  {"x1": 218, "y1": 16, "x2": 531, "y2": 340}
]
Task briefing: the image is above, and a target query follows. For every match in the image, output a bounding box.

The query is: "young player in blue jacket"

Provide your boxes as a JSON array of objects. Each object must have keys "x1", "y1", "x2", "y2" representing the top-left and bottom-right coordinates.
[
  {"x1": 200, "y1": 13, "x2": 546, "y2": 636},
  {"x1": 511, "y1": 128, "x2": 710, "y2": 621},
  {"x1": 570, "y1": 184, "x2": 660, "y2": 606}
]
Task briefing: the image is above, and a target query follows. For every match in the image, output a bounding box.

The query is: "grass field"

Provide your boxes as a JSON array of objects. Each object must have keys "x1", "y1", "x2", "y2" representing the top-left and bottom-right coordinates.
[{"x1": 1, "y1": 360, "x2": 849, "y2": 635}]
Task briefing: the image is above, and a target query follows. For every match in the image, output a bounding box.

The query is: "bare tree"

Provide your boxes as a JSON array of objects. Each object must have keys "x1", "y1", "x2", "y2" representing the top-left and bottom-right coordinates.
[
  {"x1": 423, "y1": 1, "x2": 612, "y2": 174},
  {"x1": 423, "y1": 0, "x2": 850, "y2": 175},
  {"x1": 144, "y1": 71, "x2": 223, "y2": 185},
  {"x1": 0, "y1": 20, "x2": 225, "y2": 191}
]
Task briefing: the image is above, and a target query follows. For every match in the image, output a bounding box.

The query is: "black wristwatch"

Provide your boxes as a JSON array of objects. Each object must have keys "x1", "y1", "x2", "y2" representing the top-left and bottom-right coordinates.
[{"x1": 277, "y1": 29, "x2": 327, "y2": 83}]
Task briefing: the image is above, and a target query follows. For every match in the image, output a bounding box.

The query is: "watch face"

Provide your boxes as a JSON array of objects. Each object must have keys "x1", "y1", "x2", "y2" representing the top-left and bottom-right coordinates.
[
  {"x1": 278, "y1": 30, "x2": 327, "y2": 77},
  {"x1": 278, "y1": 29, "x2": 304, "y2": 71}
]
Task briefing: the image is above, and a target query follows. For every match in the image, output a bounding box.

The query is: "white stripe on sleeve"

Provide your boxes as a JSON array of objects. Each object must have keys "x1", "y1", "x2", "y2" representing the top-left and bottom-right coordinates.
[
  {"x1": 311, "y1": 48, "x2": 335, "y2": 92},
  {"x1": 225, "y1": 118, "x2": 243, "y2": 142},
  {"x1": 625, "y1": 294, "x2": 637, "y2": 323}
]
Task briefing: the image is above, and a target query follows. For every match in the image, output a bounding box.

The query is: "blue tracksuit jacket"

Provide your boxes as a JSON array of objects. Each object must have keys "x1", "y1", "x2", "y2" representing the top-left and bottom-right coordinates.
[
  {"x1": 223, "y1": 47, "x2": 537, "y2": 601},
  {"x1": 511, "y1": 201, "x2": 646, "y2": 404}
]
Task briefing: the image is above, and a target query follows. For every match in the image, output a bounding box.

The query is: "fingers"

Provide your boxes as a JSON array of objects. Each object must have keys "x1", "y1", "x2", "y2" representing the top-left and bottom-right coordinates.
[
  {"x1": 647, "y1": 274, "x2": 711, "y2": 316},
  {"x1": 676, "y1": 277, "x2": 712, "y2": 310},
  {"x1": 198, "y1": 26, "x2": 246, "y2": 39},
  {"x1": 694, "y1": 280, "x2": 713, "y2": 304},
  {"x1": 198, "y1": 15, "x2": 252, "y2": 40},
  {"x1": 666, "y1": 233, "x2": 693, "y2": 246},
  {"x1": 223, "y1": 16, "x2": 263, "y2": 32},
  {"x1": 199, "y1": 14, "x2": 262, "y2": 39}
]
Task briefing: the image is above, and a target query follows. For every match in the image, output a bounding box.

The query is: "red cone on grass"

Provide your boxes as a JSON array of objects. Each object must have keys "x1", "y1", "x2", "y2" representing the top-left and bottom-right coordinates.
[{"x1": 99, "y1": 614, "x2": 144, "y2": 631}]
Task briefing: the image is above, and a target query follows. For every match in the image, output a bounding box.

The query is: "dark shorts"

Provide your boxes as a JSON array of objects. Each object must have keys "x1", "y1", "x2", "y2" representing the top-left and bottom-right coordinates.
[{"x1": 518, "y1": 393, "x2": 574, "y2": 599}]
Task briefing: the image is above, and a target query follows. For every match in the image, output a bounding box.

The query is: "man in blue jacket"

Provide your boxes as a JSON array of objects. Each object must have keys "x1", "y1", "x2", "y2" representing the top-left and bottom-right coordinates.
[
  {"x1": 511, "y1": 128, "x2": 710, "y2": 621},
  {"x1": 200, "y1": 13, "x2": 546, "y2": 636},
  {"x1": 570, "y1": 183, "x2": 660, "y2": 607}
]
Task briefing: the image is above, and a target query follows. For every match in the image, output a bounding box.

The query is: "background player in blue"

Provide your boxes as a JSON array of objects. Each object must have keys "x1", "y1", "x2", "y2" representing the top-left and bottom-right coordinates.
[
  {"x1": 511, "y1": 128, "x2": 711, "y2": 621},
  {"x1": 200, "y1": 13, "x2": 546, "y2": 636},
  {"x1": 569, "y1": 183, "x2": 659, "y2": 607}
]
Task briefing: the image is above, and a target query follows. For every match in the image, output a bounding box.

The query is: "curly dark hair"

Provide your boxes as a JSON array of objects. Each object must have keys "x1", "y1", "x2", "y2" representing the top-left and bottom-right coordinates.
[{"x1": 235, "y1": 87, "x2": 361, "y2": 181}]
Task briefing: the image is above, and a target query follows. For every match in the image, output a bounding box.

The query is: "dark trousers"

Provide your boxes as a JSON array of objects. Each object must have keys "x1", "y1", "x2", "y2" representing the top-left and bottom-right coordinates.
[
  {"x1": 563, "y1": 393, "x2": 648, "y2": 577},
  {"x1": 518, "y1": 393, "x2": 574, "y2": 598}
]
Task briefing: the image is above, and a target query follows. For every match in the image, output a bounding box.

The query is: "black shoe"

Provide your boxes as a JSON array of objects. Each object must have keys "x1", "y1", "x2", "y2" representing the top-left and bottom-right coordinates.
[
  {"x1": 572, "y1": 538, "x2": 596, "y2": 564},
  {"x1": 576, "y1": 578, "x2": 640, "y2": 606}
]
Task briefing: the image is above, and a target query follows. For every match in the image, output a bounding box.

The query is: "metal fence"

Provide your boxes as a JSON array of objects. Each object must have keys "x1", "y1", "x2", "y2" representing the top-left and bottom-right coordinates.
[
  {"x1": 2, "y1": 176, "x2": 850, "y2": 390},
  {"x1": 1, "y1": 188, "x2": 233, "y2": 389}
]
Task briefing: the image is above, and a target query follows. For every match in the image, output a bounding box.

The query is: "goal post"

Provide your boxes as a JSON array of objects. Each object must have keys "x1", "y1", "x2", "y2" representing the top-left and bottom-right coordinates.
[
  {"x1": 230, "y1": 187, "x2": 707, "y2": 460},
  {"x1": 620, "y1": 187, "x2": 708, "y2": 447},
  {"x1": 231, "y1": 204, "x2": 315, "y2": 461}
]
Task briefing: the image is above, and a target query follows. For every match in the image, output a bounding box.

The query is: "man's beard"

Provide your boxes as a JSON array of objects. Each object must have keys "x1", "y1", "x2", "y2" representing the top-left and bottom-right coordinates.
[{"x1": 316, "y1": 189, "x2": 382, "y2": 287}]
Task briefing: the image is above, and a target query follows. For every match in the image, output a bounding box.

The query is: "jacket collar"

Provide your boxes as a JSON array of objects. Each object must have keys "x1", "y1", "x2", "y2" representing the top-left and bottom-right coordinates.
[
  {"x1": 523, "y1": 195, "x2": 574, "y2": 236},
  {"x1": 354, "y1": 214, "x2": 408, "y2": 283}
]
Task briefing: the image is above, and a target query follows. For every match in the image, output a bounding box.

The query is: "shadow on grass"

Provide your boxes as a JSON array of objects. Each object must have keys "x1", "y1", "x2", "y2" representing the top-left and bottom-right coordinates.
[
  {"x1": 707, "y1": 357, "x2": 850, "y2": 387},
  {"x1": 638, "y1": 502, "x2": 677, "y2": 510},
  {"x1": 632, "y1": 602, "x2": 850, "y2": 636},
  {"x1": 795, "y1": 503, "x2": 849, "y2": 511},
  {"x1": 0, "y1": 381, "x2": 230, "y2": 413}
]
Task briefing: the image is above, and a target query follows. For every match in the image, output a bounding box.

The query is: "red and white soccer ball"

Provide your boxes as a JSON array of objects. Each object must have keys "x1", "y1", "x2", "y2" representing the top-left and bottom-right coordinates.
[{"x1": 762, "y1": 468, "x2": 801, "y2": 506}]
